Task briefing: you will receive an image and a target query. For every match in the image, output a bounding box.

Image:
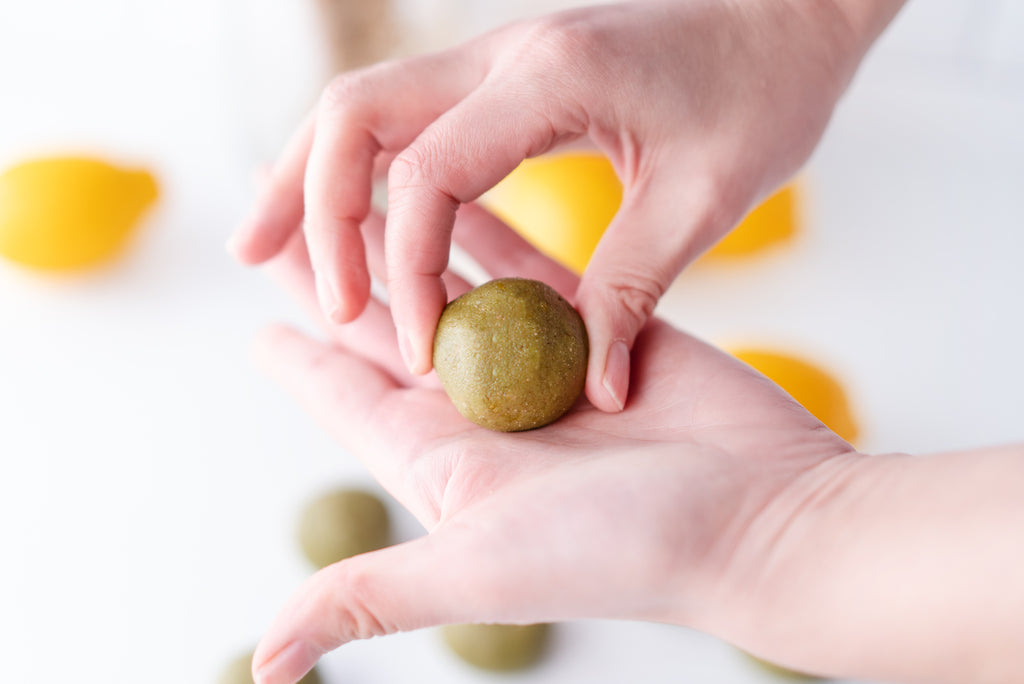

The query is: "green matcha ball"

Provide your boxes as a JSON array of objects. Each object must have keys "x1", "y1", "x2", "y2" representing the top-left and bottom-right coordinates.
[
  {"x1": 298, "y1": 488, "x2": 390, "y2": 569},
  {"x1": 218, "y1": 650, "x2": 322, "y2": 684},
  {"x1": 433, "y1": 278, "x2": 588, "y2": 432},
  {"x1": 441, "y1": 623, "x2": 551, "y2": 671}
]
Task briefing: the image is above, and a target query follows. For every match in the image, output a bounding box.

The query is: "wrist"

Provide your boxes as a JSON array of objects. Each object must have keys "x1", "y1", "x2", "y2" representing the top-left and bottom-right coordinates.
[
  {"x1": 709, "y1": 450, "x2": 883, "y2": 676},
  {"x1": 708, "y1": 445, "x2": 1024, "y2": 683}
]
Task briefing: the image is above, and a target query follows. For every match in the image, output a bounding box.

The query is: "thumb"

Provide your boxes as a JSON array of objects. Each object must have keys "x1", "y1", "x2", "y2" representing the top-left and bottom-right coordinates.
[
  {"x1": 250, "y1": 529, "x2": 552, "y2": 684},
  {"x1": 575, "y1": 172, "x2": 731, "y2": 412}
]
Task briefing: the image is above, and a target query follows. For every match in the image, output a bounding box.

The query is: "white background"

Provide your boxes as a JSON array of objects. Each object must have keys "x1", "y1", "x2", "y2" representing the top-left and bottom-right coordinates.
[{"x1": 0, "y1": 1, "x2": 1022, "y2": 683}]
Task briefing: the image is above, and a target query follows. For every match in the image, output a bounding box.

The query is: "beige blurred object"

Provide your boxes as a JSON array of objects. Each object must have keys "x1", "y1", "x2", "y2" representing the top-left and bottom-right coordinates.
[{"x1": 314, "y1": 0, "x2": 399, "y2": 71}]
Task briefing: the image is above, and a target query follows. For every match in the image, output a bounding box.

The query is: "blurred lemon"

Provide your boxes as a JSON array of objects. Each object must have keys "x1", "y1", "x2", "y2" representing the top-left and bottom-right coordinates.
[
  {"x1": 701, "y1": 183, "x2": 800, "y2": 262},
  {"x1": 482, "y1": 152, "x2": 622, "y2": 274},
  {"x1": 482, "y1": 153, "x2": 800, "y2": 273},
  {"x1": 731, "y1": 348, "x2": 859, "y2": 444},
  {"x1": 0, "y1": 156, "x2": 158, "y2": 271}
]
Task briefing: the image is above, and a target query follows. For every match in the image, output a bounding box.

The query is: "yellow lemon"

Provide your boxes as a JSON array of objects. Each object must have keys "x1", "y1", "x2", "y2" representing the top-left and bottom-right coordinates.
[
  {"x1": 481, "y1": 152, "x2": 622, "y2": 274},
  {"x1": 0, "y1": 156, "x2": 158, "y2": 271},
  {"x1": 731, "y1": 348, "x2": 859, "y2": 444},
  {"x1": 701, "y1": 183, "x2": 800, "y2": 262}
]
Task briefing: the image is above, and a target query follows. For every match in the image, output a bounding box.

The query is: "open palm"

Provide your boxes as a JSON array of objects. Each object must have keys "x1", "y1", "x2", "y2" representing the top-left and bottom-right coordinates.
[{"x1": 249, "y1": 204, "x2": 856, "y2": 684}]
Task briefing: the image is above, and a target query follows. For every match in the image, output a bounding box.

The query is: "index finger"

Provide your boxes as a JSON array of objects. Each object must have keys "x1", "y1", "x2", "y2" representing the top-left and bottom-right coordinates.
[
  {"x1": 303, "y1": 47, "x2": 490, "y2": 324},
  {"x1": 385, "y1": 76, "x2": 589, "y2": 375}
]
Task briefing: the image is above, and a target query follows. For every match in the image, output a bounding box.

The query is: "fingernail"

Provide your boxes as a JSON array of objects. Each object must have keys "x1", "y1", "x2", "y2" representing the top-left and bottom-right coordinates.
[
  {"x1": 254, "y1": 641, "x2": 320, "y2": 684},
  {"x1": 315, "y1": 270, "x2": 338, "y2": 319},
  {"x1": 602, "y1": 341, "x2": 630, "y2": 412},
  {"x1": 398, "y1": 329, "x2": 416, "y2": 373}
]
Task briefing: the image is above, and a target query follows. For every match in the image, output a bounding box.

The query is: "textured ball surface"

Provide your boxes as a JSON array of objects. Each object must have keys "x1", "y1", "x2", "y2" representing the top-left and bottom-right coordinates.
[{"x1": 433, "y1": 278, "x2": 588, "y2": 432}]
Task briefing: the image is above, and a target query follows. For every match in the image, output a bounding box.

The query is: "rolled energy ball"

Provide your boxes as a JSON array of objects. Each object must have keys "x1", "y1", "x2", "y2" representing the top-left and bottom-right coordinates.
[
  {"x1": 218, "y1": 650, "x2": 322, "y2": 684},
  {"x1": 433, "y1": 278, "x2": 588, "y2": 432},
  {"x1": 442, "y1": 623, "x2": 551, "y2": 672},
  {"x1": 298, "y1": 488, "x2": 390, "y2": 569}
]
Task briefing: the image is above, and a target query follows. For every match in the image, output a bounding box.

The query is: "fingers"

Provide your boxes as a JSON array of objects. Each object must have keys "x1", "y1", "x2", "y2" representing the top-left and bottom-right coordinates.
[
  {"x1": 250, "y1": 537, "x2": 467, "y2": 684},
  {"x1": 303, "y1": 49, "x2": 490, "y2": 326},
  {"x1": 251, "y1": 515, "x2": 568, "y2": 684},
  {"x1": 386, "y1": 79, "x2": 589, "y2": 375},
  {"x1": 251, "y1": 326, "x2": 399, "y2": 455},
  {"x1": 263, "y1": 219, "x2": 412, "y2": 384},
  {"x1": 363, "y1": 208, "x2": 474, "y2": 305},
  {"x1": 261, "y1": 210, "x2": 473, "y2": 389},
  {"x1": 575, "y1": 172, "x2": 729, "y2": 412},
  {"x1": 249, "y1": 459, "x2": 662, "y2": 684},
  {"x1": 250, "y1": 325, "x2": 460, "y2": 508},
  {"x1": 230, "y1": 113, "x2": 316, "y2": 264}
]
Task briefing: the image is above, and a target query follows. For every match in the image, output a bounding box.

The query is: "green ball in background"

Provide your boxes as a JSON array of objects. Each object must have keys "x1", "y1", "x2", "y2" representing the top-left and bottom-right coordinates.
[
  {"x1": 441, "y1": 623, "x2": 551, "y2": 672},
  {"x1": 217, "y1": 650, "x2": 322, "y2": 684},
  {"x1": 298, "y1": 488, "x2": 391, "y2": 569}
]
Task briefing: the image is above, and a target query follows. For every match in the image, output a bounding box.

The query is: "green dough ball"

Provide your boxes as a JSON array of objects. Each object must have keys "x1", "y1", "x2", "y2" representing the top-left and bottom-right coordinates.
[
  {"x1": 218, "y1": 650, "x2": 322, "y2": 684},
  {"x1": 442, "y1": 623, "x2": 551, "y2": 671},
  {"x1": 298, "y1": 488, "x2": 390, "y2": 569},
  {"x1": 433, "y1": 278, "x2": 588, "y2": 432}
]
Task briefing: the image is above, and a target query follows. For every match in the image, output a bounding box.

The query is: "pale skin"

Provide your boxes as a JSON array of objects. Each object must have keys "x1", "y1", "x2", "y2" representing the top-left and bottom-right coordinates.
[
  {"x1": 249, "y1": 208, "x2": 1024, "y2": 684},
  {"x1": 228, "y1": 0, "x2": 906, "y2": 413},
  {"x1": 229, "y1": 0, "x2": 1024, "y2": 682}
]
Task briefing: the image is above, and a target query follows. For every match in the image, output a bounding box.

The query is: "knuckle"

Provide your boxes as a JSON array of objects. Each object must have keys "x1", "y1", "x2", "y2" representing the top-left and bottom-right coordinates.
[
  {"x1": 319, "y1": 562, "x2": 393, "y2": 643},
  {"x1": 303, "y1": 350, "x2": 354, "y2": 406},
  {"x1": 320, "y1": 71, "x2": 367, "y2": 112},
  {"x1": 303, "y1": 346, "x2": 337, "y2": 377},
  {"x1": 389, "y1": 141, "x2": 462, "y2": 206},
  {"x1": 526, "y1": 12, "x2": 604, "y2": 65},
  {"x1": 388, "y1": 145, "x2": 431, "y2": 191},
  {"x1": 607, "y1": 272, "x2": 664, "y2": 331},
  {"x1": 497, "y1": 14, "x2": 601, "y2": 138}
]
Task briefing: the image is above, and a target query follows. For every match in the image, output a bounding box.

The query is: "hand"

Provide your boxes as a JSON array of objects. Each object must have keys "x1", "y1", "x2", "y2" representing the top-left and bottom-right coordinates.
[
  {"x1": 229, "y1": 0, "x2": 885, "y2": 413},
  {"x1": 247, "y1": 203, "x2": 856, "y2": 684}
]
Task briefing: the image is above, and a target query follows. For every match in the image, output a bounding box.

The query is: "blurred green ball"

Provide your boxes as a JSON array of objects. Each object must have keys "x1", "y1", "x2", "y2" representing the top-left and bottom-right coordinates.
[
  {"x1": 298, "y1": 488, "x2": 391, "y2": 569},
  {"x1": 217, "y1": 650, "x2": 322, "y2": 684},
  {"x1": 442, "y1": 623, "x2": 551, "y2": 671}
]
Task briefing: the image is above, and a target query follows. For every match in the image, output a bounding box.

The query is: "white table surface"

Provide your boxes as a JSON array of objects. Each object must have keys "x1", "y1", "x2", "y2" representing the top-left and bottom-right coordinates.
[{"x1": 1, "y1": 2, "x2": 1022, "y2": 683}]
